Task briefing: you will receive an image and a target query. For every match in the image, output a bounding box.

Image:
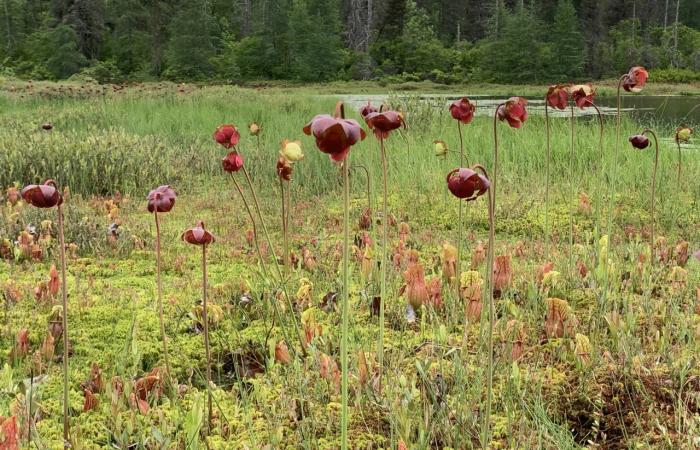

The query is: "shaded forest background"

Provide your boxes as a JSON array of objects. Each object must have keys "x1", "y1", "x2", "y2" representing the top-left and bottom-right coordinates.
[{"x1": 1, "y1": 0, "x2": 699, "y2": 84}]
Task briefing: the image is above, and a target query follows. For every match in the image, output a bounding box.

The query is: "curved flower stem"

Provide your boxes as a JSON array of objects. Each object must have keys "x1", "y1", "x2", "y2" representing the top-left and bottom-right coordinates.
[
  {"x1": 340, "y1": 158, "x2": 350, "y2": 450},
  {"x1": 569, "y1": 105, "x2": 575, "y2": 275},
  {"x1": 604, "y1": 75, "x2": 627, "y2": 312},
  {"x1": 586, "y1": 101, "x2": 605, "y2": 166},
  {"x1": 229, "y1": 174, "x2": 268, "y2": 277},
  {"x1": 229, "y1": 174, "x2": 296, "y2": 361},
  {"x1": 457, "y1": 121, "x2": 465, "y2": 297},
  {"x1": 242, "y1": 166, "x2": 278, "y2": 268},
  {"x1": 241, "y1": 166, "x2": 306, "y2": 357},
  {"x1": 153, "y1": 210, "x2": 173, "y2": 389},
  {"x1": 642, "y1": 128, "x2": 660, "y2": 267},
  {"x1": 202, "y1": 244, "x2": 213, "y2": 433},
  {"x1": 280, "y1": 178, "x2": 289, "y2": 274},
  {"x1": 544, "y1": 101, "x2": 551, "y2": 261},
  {"x1": 676, "y1": 138, "x2": 682, "y2": 186},
  {"x1": 377, "y1": 136, "x2": 388, "y2": 392},
  {"x1": 57, "y1": 203, "x2": 70, "y2": 448}
]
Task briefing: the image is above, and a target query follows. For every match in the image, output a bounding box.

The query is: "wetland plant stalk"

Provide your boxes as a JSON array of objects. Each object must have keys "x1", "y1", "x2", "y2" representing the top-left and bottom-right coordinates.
[
  {"x1": 481, "y1": 106, "x2": 504, "y2": 449},
  {"x1": 153, "y1": 209, "x2": 173, "y2": 386},
  {"x1": 57, "y1": 202, "x2": 70, "y2": 447},
  {"x1": 604, "y1": 75, "x2": 627, "y2": 312},
  {"x1": 280, "y1": 177, "x2": 289, "y2": 274},
  {"x1": 241, "y1": 166, "x2": 306, "y2": 356},
  {"x1": 377, "y1": 136, "x2": 388, "y2": 390},
  {"x1": 457, "y1": 120, "x2": 465, "y2": 296},
  {"x1": 676, "y1": 137, "x2": 682, "y2": 186},
  {"x1": 202, "y1": 242, "x2": 213, "y2": 432},
  {"x1": 341, "y1": 157, "x2": 351, "y2": 450},
  {"x1": 544, "y1": 101, "x2": 551, "y2": 260},
  {"x1": 228, "y1": 174, "x2": 295, "y2": 353},
  {"x1": 569, "y1": 105, "x2": 575, "y2": 274},
  {"x1": 642, "y1": 128, "x2": 660, "y2": 267}
]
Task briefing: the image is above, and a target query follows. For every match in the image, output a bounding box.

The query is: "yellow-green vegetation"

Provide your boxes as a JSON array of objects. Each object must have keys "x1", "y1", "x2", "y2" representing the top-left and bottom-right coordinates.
[{"x1": 0, "y1": 82, "x2": 699, "y2": 449}]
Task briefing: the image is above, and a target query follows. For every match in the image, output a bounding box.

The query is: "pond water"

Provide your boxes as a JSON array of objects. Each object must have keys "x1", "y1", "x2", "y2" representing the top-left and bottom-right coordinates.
[{"x1": 339, "y1": 94, "x2": 700, "y2": 127}]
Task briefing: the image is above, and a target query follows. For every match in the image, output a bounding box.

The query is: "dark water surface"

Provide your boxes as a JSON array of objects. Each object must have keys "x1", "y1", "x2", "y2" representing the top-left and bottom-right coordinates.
[{"x1": 340, "y1": 94, "x2": 700, "y2": 127}]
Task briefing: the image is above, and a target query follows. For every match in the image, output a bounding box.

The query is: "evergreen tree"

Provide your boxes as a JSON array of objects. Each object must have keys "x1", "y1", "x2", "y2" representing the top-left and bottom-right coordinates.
[
  {"x1": 550, "y1": 0, "x2": 585, "y2": 80},
  {"x1": 164, "y1": 0, "x2": 215, "y2": 79}
]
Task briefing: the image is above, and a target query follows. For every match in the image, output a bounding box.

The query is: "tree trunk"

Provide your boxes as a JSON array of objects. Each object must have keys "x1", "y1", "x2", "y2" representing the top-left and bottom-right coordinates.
[
  {"x1": 242, "y1": 0, "x2": 251, "y2": 36},
  {"x1": 3, "y1": 0, "x2": 12, "y2": 53},
  {"x1": 672, "y1": 0, "x2": 680, "y2": 67}
]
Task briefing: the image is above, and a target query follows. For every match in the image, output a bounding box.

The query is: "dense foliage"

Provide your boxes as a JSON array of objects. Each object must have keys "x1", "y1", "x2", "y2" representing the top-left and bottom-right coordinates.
[{"x1": 1, "y1": 0, "x2": 700, "y2": 83}]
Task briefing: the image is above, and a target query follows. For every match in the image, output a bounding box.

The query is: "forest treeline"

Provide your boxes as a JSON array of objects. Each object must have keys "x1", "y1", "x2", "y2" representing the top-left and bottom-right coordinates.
[{"x1": 1, "y1": 0, "x2": 699, "y2": 84}]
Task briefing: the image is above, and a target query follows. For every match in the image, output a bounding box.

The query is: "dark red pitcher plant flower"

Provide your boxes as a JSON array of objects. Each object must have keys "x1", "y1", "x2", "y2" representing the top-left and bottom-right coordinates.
[
  {"x1": 213, "y1": 124, "x2": 241, "y2": 149},
  {"x1": 182, "y1": 220, "x2": 215, "y2": 431},
  {"x1": 22, "y1": 179, "x2": 70, "y2": 445},
  {"x1": 622, "y1": 66, "x2": 649, "y2": 93},
  {"x1": 304, "y1": 101, "x2": 364, "y2": 449},
  {"x1": 303, "y1": 103, "x2": 365, "y2": 162}
]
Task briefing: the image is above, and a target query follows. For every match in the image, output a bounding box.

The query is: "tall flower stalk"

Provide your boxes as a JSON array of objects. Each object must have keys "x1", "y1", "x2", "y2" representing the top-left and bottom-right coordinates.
[
  {"x1": 217, "y1": 126, "x2": 306, "y2": 356},
  {"x1": 484, "y1": 97, "x2": 528, "y2": 448},
  {"x1": 182, "y1": 221, "x2": 216, "y2": 431},
  {"x1": 544, "y1": 85, "x2": 569, "y2": 259},
  {"x1": 21, "y1": 180, "x2": 70, "y2": 445},
  {"x1": 278, "y1": 139, "x2": 304, "y2": 274},
  {"x1": 446, "y1": 165, "x2": 492, "y2": 449},
  {"x1": 449, "y1": 98, "x2": 476, "y2": 294},
  {"x1": 304, "y1": 101, "x2": 365, "y2": 450},
  {"x1": 146, "y1": 185, "x2": 177, "y2": 389},
  {"x1": 675, "y1": 125, "x2": 693, "y2": 185},
  {"x1": 363, "y1": 107, "x2": 405, "y2": 390},
  {"x1": 607, "y1": 67, "x2": 648, "y2": 306},
  {"x1": 628, "y1": 130, "x2": 660, "y2": 267}
]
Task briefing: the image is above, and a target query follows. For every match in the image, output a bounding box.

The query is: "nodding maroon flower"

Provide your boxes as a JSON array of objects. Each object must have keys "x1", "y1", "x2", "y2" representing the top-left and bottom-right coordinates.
[
  {"x1": 497, "y1": 97, "x2": 528, "y2": 128},
  {"x1": 222, "y1": 151, "x2": 244, "y2": 173},
  {"x1": 570, "y1": 84, "x2": 595, "y2": 109},
  {"x1": 182, "y1": 220, "x2": 216, "y2": 246},
  {"x1": 21, "y1": 180, "x2": 63, "y2": 208},
  {"x1": 359, "y1": 102, "x2": 378, "y2": 118},
  {"x1": 546, "y1": 84, "x2": 570, "y2": 110},
  {"x1": 277, "y1": 157, "x2": 293, "y2": 181},
  {"x1": 303, "y1": 107, "x2": 366, "y2": 162},
  {"x1": 449, "y1": 97, "x2": 476, "y2": 124},
  {"x1": 675, "y1": 125, "x2": 693, "y2": 143},
  {"x1": 213, "y1": 124, "x2": 241, "y2": 149},
  {"x1": 622, "y1": 66, "x2": 648, "y2": 93},
  {"x1": 629, "y1": 134, "x2": 650, "y2": 149},
  {"x1": 146, "y1": 185, "x2": 176, "y2": 213},
  {"x1": 41, "y1": 123, "x2": 53, "y2": 131},
  {"x1": 446, "y1": 167, "x2": 490, "y2": 201},
  {"x1": 364, "y1": 110, "x2": 405, "y2": 139}
]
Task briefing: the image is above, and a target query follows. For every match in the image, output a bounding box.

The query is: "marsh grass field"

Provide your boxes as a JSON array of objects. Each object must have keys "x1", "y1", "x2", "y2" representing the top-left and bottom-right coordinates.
[{"x1": 1, "y1": 78, "x2": 700, "y2": 449}]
